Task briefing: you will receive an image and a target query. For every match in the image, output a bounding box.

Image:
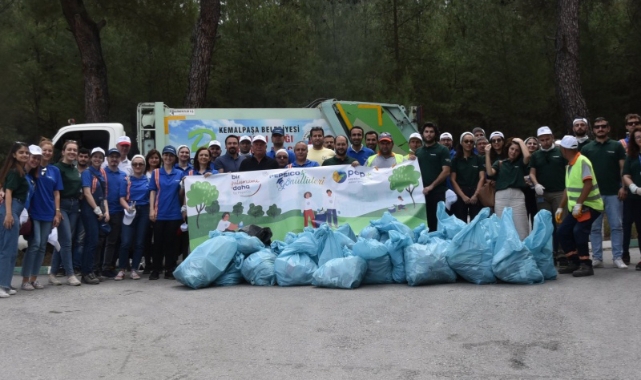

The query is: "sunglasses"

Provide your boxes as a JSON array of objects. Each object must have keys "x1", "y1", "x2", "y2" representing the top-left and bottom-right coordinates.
[
  {"x1": 593, "y1": 125, "x2": 608, "y2": 130},
  {"x1": 491, "y1": 139, "x2": 503, "y2": 143},
  {"x1": 462, "y1": 140, "x2": 475, "y2": 144},
  {"x1": 627, "y1": 121, "x2": 640, "y2": 126}
]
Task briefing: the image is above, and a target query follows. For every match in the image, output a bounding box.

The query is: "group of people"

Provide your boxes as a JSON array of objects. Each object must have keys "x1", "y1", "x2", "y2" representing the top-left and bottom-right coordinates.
[{"x1": 1, "y1": 114, "x2": 640, "y2": 297}]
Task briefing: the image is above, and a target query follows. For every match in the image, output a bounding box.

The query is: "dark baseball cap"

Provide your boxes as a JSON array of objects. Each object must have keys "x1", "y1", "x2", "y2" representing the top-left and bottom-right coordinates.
[{"x1": 272, "y1": 127, "x2": 284, "y2": 136}]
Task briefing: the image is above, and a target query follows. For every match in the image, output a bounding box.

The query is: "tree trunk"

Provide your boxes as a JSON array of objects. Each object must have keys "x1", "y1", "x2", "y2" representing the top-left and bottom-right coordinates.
[
  {"x1": 554, "y1": 0, "x2": 589, "y2": 130},
  {"x1": 60, "y1": 0, "x2": 109, "y2": 123},
  {"x1": 184, "y1": 0, "x2": 221, "y2": 108}
]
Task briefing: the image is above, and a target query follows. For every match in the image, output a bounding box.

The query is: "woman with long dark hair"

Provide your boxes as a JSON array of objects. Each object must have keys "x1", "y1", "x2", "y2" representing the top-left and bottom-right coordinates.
[
  {"x1": 142, "y1": 149, "x2": 161, "y2": 274},
  {"x1": 622, "y1": 126, "x2": 641, "y2": 270},
  {"x1": 450, "y1": 132, "x2": 484, "y2": 222},
  {"x1": 188, "y1": 147, "x2": 216, "y2": 176}
]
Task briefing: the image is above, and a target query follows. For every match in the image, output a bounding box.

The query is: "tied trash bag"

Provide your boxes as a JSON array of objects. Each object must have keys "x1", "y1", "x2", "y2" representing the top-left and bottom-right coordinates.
[
  {"x1": 337, "y1": 223, "x2": 357, "y2": 242},
  {"x1": 312, "y1": 256, "x2": 368, "y2": 289},
  {"x1": 270, "y1": 240, "x2": 287, "y2": 255},
  {"x1": 385, "y1": 230, "x2": 412, "y2": 283},
  {"x1": 241, "y1": 249, "x2": 277, "y2": 286},
  {"x1": 413, "y1": 223, "x2": 426, "y2": 242},
  {"x1": 359, "y1": 225, "x2": 380, "y2": 240},
  {"x1": 480, "y1": 212, "x2": 501, "y2": 250},
  {"x1": 437, "y1": 201, "x2": 465, "y2": 238},
  {"x1": 224, "y1": 231, "x2": 265, "y2": 254},
  {"x1": 491, "y1": 208, "x2": 544, "y2": 284},
  {"x1": 370, "y1": 212, "x2": 414, "y2": 240},
  {"x1": 352, "y1": 239, "x2": 393, "y2": 284},
  {"x1": 214, "y1": 253, "x2": 245, "y2": 286},
  {"x1": 447, "y1": 208, "x2": 496, "y2": 285},
  {"x1": 317, "y1": 225, "x2": 355, "y2": 266},
  {"x1": 274, "y1": 232, "x2": 320, "y2": 286},
  {"x1": 173, "y1": 235, "x2": 238, "y2": 289},
  {"x1": 404, "y1": 241, "x2": 457, "y2": 286},
  {"x1": 524, "y1": 210, "x2": 557, "y2": 280}
]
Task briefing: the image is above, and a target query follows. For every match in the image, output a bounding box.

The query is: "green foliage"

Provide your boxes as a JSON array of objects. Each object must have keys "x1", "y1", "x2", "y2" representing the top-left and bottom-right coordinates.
[
  {"x1": 247, "y1": 203, "x2": 264, "y2": 219},
  {"x1": 388, "y1": 164, "x2": 421, "y2": 207},
  {"x1": 232, "y1": 202, "x2": 244, "y2": 216},
  {"x1": 266, "y1": 203, "x2": 282, "y2": 218},
  {"x1": 205, "y1": 200, "x2": 220, "y2": 215},
  {"x1": 186, "y1": 181, "x2": 219, "y2": 228}
]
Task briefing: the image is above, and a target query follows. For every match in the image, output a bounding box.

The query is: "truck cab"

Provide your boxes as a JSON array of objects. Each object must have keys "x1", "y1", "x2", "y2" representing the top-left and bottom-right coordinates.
[{"x1": 51, "y1": 123, "x2": 126, "y2": 157}]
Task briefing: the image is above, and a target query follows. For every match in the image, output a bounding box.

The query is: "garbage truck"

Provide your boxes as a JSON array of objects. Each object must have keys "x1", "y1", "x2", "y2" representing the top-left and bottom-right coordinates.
[{"x1": 51, "y1": 99, "x2": 420, "y2": 156}]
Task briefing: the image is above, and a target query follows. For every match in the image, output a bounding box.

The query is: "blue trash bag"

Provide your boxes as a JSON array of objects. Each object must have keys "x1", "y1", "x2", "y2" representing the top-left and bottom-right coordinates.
[
  {"x1": 413, "y1": 223, "x2": 426, "y2": 242},
  {"x1": 359, "y1": 225, "x2": 380, "y2": 240},
  {"x1": 447, "y1": 208, "x2": 496, "y2": 284},
  {"x1": 491, "y1": 208, "x2": 544, "y2": 284},
  {"x1": 337, "y1": 223, "x2": 357, "y2": 242},
  {"x1": 385, "y1": 230, "x2": 413, "y2": 283},
  {"x1": 404, "y1": 241, "x2": 457, "y2": 286},
  {"x1": 270, "y1": 240, "x2": 287, "y2": 255},
  {"x1": 214, "y1": 252, "x2": 245, "y2": 286},
  {"x1": 370, "y1": 212, "x2": 414, "y2": 239},
  {"x1": 417, "y1": 230, "x2": 446, "y2": 245},
  {"x1": 524, "y1": 210, "x2": 557, "y2": 280},
  {"x1": 312, "y1": 256, "x2": 368, "y2": 289},
  {"x1": 352, "y1": 239, "x2": 393, "y2": 284},
  {"x1": 284, "y1": 232, "x2": 298, "y2": 244},
  {"x1": 223, "y1": 231, "x2": 265, "y2": 254},
  {"x1": 378, "y1": 231, "x2": 390, "y2": 243},
  {"x1": 241, "y1": 249, "x2": 277, "y2": 286},
  {"x1": 436, "y1": 201, "x2": 466, "y2": 238},
  {"x1": 173, "y1": 235, "x2": 238, "y2": 289},
  {"x1": 274, "y1": 249, "x2": 318, "y2": 287},
  {"x1": 480, "y1": 212, "x2": 501, "y2": 246}
]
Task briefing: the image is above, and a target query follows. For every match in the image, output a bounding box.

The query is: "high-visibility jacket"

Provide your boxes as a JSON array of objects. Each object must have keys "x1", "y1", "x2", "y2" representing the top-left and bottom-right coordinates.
[
  {"x1": 366, "y1": 153, "x2": 404, "y2": 167},
  {"x1": 565, "y1": 153, "x2": 604, "y2": 212}
]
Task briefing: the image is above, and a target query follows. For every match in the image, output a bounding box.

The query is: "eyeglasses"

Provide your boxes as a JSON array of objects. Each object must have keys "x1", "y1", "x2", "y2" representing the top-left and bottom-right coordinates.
[
  {"x1": 627, "y1": 121, "x2": 640, "y2": 126},
  {"x1": 462, "y1": 140, "x2": 475, "y2": 144},
  {"x1": 491, "y1": 139, "x2": 503, "y2": 144},
  {"x1": 276, "y1": 156, "x2": 289, "y2": 159},
  {"x1": 132, "y1": 163, "x2": 144, "y2": 167},
  {"x1": 593, "y1": 125, "x2": 608, "y2": 130}
]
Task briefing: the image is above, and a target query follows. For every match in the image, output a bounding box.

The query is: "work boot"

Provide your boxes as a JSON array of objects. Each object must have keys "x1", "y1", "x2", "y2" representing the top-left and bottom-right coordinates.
[
  {"x1": 557, "y1": 256, "x2": 569, "y2": 268},
  {"x1": 558, "y1": 262, "x2": 580, "y2": 274},
  {"x1": 572, "y1": 263, "x2": 594, "y2": 277}
]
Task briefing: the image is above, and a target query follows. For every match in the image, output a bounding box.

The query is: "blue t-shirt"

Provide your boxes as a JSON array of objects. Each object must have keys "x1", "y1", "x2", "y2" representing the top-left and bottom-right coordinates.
[
  {"x1": 266, "y1": 149, "x2": 295, "y2": 164},
  {"x1": 188, "y1": 167, "x2": 218, "y2": 176},
  {"x1": 104, "y1": 167, "x2": 127, "y2": 213},
  {"x1": 81, "y1": 167, "x2": 107, "y2": 208},
  {"x1": 347, "y1": 146, "x2": 375, "y2": 165},
  {"x1": 149, "y1": 167, "x2": 184, "y2": 221},
  {"x1": 175, "y1": 163, "x2": 193, "y2": 173},
  {"x1": 290, "y1": 160, "x2": 320, "y2": 168},
  {"x1": 119, "y1": 175, "x2": 150, "y2": 206},
  {"x1": 29, "y1": 165, "x2": 64, "y2": 221}
]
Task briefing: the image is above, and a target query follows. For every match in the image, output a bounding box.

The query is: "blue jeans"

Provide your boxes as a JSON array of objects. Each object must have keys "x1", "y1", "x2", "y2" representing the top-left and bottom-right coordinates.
[
  {"x1": 0, "y1": 199, "x2": 25, "y2": 290},
  {"x1": 22, "y1": 219, "x2": 53, "y2": 278},
  {"x1": 118, "y1": 205, "x2": 150, "y2": 270},
  {"x1": 590, "y1": 195, "x2": 623, "y2": 261},
  {"x1": 51, "y1": 198, "x2": 79, "y2": 276},
  {"x1": 80, "y1": 200, "x2": 100, "y2": 275},
  {"x1": 72, "y1": 218, "x2": 85, "y2": 270}
]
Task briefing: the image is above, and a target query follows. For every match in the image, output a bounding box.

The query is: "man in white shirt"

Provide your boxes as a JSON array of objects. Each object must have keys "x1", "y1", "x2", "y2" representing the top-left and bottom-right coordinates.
[{"x1": 103, "y1": 135, "x2": 133, "y2": 175}]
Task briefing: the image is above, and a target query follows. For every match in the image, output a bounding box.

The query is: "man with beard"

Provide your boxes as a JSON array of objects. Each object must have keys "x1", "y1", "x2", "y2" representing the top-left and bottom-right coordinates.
[
  {"x1": 415, "y1": 122, "x2": 451, "y2": 231},
  {"x1": 323, "y1": 136, "x2": 358, "y2": 167},
  {"x1": 307, "y1": 126, "x2": 335, "y2": 165},
  {"x1": 580, "y1": 117, "x2": 627, "y2": 269},
  {"x1": 207, "y1": 140, "x2": 222, "y2": 166},
  {"x1": 239, "y1": 135, "x2": 252, "y2": 158},
  {"x1": 266, "y1": 127, "x2": 294, "y2": 164},
  {"x1": 365, "y1": 131, "x2": 379, "y2": 152},
  {"x1": 366, "y1": 132, "x2": 404, "y2": 168},
  {"x1": 214, "y1": 135, "x2": 245, "y2": 173},
  {"x1": 440, "y1": 132, "x2": 456, "y2": 159},
  {"x1": 324, "y1": 135, "x2": 335, "y2": 150},
  {"x1": 347, "y1": 126, "x2": 374, "y2": 165},
  {"x1": 573, "y1": 118, "x2": 591, "y2": 150},
  {"x1": 77, "y1": 147, "x2": 90, "y2": 174}
]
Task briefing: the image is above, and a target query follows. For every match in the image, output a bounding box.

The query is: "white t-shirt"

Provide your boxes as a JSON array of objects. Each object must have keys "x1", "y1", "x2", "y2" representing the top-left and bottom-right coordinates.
[
  {"x1": 217, "y1": 220, "x2": 231, "y2": 231},
  {"x1": 304, "y1": 198, "x2": 315, "y2": 211},
  {"x1": 323, "y1": 194, "x2": 336, "y2": 210}
]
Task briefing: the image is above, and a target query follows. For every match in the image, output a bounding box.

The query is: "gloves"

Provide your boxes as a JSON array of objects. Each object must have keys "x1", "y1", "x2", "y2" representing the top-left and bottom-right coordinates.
[
  {"x1": 534, "y1": 184, "x2": 545, "y2": 196},
  {"x1": 93, "y1": 206, "x2": 103, "y2": 216},
  {"x1": 555, "y1": 208, "x2": 563, "y2": 224},
  {"x1": 630, "y1": 184, "x2": 641, "y2": 196},
  {"x1": 572, "y1": 204, "x2": 583, "y2": 218}
]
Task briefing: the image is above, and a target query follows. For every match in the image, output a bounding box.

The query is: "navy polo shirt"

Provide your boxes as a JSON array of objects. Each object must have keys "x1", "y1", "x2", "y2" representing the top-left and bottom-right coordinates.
[
  {"x1": 120, "y1": 174, "x2": 150, "y2": 206},
  {"x1": 104, "y1": 166, "x2": 128, "y2": 213},
  {"x1": 175, "y1": 163, "x2": 193, "y2": 173},
  {"x1": 30, "y1": 165, "x2": 64, "y2": 221},
  {"x1": 347, "y1": 145, "x2": 375, "y2": 165},
  {"x1": 149, "y1": 167, "x2": 184, "y2": 220},
  {"x1": 81, "y1": 167, "x2": 107, "y2": 206},
  {"x1": 214, "y1": 153, "x2": 246, "y2": 173}
]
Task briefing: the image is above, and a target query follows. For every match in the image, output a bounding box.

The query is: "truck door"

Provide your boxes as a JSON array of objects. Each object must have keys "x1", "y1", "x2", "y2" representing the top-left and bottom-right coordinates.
[{"x1": 53, "y1": 130, "x2": 111, "y2": 160}]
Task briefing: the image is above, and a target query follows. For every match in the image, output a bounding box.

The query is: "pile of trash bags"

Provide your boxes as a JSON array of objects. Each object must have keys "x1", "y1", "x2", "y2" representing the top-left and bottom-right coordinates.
[{"x1": 174, "y1": 202, "x2": 557, "y2": 289}]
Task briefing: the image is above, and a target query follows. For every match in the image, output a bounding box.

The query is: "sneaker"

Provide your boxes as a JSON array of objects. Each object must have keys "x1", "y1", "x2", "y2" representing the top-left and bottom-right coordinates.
[
  {"x1": 0, "y1": 288, "x2": 9, "y2": 298},
  {"x1": 82, "y1": 273, "x2": 100, "y2": 285},
  {"x1": 114, "y1": 271, "x2": 125, "y2": 281},
  {"x1": 572, "y1": 263, "x2": 594, "y2": 277},
  {"x1": 558, "y1": 262, "x2": 580, "y2": 274},
  {"x1": 130, "y1": 270, "x2": 140, "y2": 280},
  {"x1": 55, "y1": 268, "x2": 65, "y2": 277},
  {"x1": 164, "y1": 271, "x2": 175, "y2": 280},
  {"x1": 49, "y1": 274, "x2": 62, "y2": 286},
  {"x1": 67, "y1": 275, "x2": 81, "y2": 286},
  {"x1": 592, "y1": 260, "x2": 604, "y2": 268},
  {"x1": 149, "y1": 271, "x2": 159, "y2": 280},
  {"x1": 8, "y1": 288, "x2": 17, "y2": 295},
  {"x1": 613, "y1": 259, "x2": 628, "y2": 269},
  {"x1": 557, "y1": 257, "x2": 569, "y2": 268},
  {"x1": 31, "y1": 281, "x2": 44, "y2": 289},
  {"x1": 101, "y1": 269, "x2": 117, "y2": 279},
  {"x1": 622, "y1": 251, "x2": 631, "y2": 265},
  {"x1": 21, "y1": 282, "x2": 34, "y2": 291},
  {"x1": 636, "y1": 261, "x2": 641, "y2": 271}
]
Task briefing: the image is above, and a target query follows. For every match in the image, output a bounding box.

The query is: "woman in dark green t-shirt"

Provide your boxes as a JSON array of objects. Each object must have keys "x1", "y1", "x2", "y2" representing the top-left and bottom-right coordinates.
[
  {"x1": 622, "y1": 126, "x2": 641, "y2": 270},
  {"x1": 0, "y1": 142, "x2": 31, "y2": 297},
  {"x1": 450, "y1": 132, "x2": 484, "y2": 222}
]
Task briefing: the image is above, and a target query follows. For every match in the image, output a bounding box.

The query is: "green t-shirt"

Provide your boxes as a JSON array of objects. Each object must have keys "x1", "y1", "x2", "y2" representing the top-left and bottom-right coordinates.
[
  {"x1": 623, "y1": 155, "x2": 641, "y2": 200},
  {"x1": 493, "y1": 157, "x2": 527, "y2": 191},
  {"x1": 416, "y1": 143, "x2": 451, "y2": 193},
  {"x1": 451, "y1": 154, "x2": 482, "y2": 188},
  {"x1": 580, "y1": 139, "x2": 625, "y2": 196},
  {"x1": 54, "y1": 161, "x2": 82, "y2": 199},
  {"x1": 529, "y1": 147, "x2": 567, "y2": 192},
  {"x1": 3, "y1": 169, "x2": 29, "y2": 202},
  {"x1": 322, "y1": 155, "x2": 357, "y2": 166}
]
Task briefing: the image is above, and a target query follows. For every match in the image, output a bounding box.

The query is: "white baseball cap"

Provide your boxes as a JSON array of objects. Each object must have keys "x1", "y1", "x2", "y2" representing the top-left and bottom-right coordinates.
[
  {"x1": 573, "y1": 118, "x2": 588, "y2": 126},
  {"x1": 29, "y1": 145, "x2": 42, "y2": 156},
  {"x1": 239, "y1": 135, "x2": 251, "y2": 143},
  {"x1": 208, "y1": 140, "x2": 221, "y2": 148},
  {"x1": 122, "y1": 208, "x2": 136, "y2": 226},
  {"x1": 440, "y1": 132, "x2": 453, "y2": 140},
  {"x1": 252, "y1": 135, "x2": 267, "y2": 143},
  {"x1": 537, "y1": 126, "x2": 553, "y2": 137},
  {"x1": 91, "y1": 147, "x2": 106, "y2": 157},
  {"x1": 489, "y1": 131, "x2": 504, "y2": 140},
  {"x1": 409, "y1": 132, "x2": 422, "y2": 141},
  {"x1": 560, "y1": 135, "x2": 578, "y2": 149},
  {"x1": 117, "y1": 136, "x2": 131, "y2": 146}
]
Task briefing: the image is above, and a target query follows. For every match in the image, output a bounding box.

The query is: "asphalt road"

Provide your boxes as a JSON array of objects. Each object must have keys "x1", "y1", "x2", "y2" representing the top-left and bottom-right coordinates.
[{"x1": 2, "y1": 249, "x2": 641, "y2": 380}]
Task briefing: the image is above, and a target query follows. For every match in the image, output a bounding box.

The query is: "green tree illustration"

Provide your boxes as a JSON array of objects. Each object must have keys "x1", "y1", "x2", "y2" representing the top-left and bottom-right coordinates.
[
  {"x1": 188, "y1": 128, "x2": 217, "y2": 152},
  {"x1": 266, "y1": 203, "x2": 282, "y2": 219},
  {"x1": 186, "y1": 181, "x2": 219, "y2": 228},
  {"x1": 388, "y1": 165, "x2": 421, "y2": 208},
  {"x1": 205, "y1": 200, "x2": 220, "y2": 215},
  {"x1": 248, "y1": 203, "x2": 264, "y2": 219},
  {"x1": 232, "y1": 202, "x2": 244, "y2": 216}
]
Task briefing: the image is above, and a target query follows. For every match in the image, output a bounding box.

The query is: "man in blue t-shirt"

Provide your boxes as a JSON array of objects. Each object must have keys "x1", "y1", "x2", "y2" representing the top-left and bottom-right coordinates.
[
  {"x1": 347, "y1": 126, "x2": 375, "y2": 165},
  {"x1": 99, "y1": 148, "x2": 128, "y2": 278}
]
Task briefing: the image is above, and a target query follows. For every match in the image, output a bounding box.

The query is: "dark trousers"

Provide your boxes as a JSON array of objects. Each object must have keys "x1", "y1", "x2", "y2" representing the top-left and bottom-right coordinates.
[
  {"x1": 79, "y1": 201, "x2": 99, "y2": 276},
  {"x1": 425, "y1": 191, "x2": 445, "y2": 232},
  {"x1": 103, "y1": 212, "x2": 123, "y2": 270},
  {"x1": 524, "y1": 187, "x2": 537, "y2": 227},
  {"x1": 144, "y1": 222, "x2": 154, "y2": 270},
  {"x1": 153, "y1": 219, "x2": 182, "y2": 273},
  {"x1": 622, "y1": 196, "x2": 633, "y2": 254},
  {"x1": 326, "y1": 209, "x2": 338, "y2": 227},
  {"x1": 451, "y1": 186, "x2": 482, "y2": 223},
  {"x1": 558, "y1": 207, "x2": 601, "y2": 264}
]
